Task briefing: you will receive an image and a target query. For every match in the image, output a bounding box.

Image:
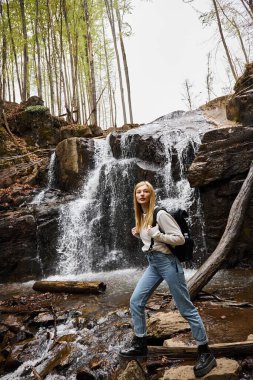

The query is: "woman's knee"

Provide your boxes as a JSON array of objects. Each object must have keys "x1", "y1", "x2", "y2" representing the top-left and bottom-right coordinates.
[{"x1": 130, "y1": 293, "x2": 143, "y2": 312}]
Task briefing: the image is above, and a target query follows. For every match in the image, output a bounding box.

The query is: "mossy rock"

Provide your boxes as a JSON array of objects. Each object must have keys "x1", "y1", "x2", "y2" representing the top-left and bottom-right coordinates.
[
  {"x1": 25, "y1": 105, "x2": 49, "y2": 114},
  {"x1": 60, "y1": 125, "x2": 93, "y2": 140}
]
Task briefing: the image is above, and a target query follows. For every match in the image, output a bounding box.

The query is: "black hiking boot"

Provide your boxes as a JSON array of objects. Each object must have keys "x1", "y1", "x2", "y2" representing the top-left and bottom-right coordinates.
[
  {"x1": 194, "y1": 343, "x2": 217, "y2": 377},
  {"x1": 119, "y1": 335, "x2": 148, "y2": 358}
]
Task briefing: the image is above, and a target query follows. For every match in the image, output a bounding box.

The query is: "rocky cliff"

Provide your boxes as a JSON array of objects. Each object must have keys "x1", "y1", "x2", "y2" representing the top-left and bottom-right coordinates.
[{"x1": 188, "y1": 63, "x2": 253, "y2": 266}]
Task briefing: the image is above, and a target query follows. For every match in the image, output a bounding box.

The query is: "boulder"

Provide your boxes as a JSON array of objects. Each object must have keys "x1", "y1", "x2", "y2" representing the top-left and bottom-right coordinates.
[
  {"x1": 60, "y1": 124, "x2": 93, "y2": 140},
  {"x1": 109, "y1": 131, "x2": 166, "y2": 165},
  {"x1": 118, "y1": 360, "x2": 147, "y2": 380},
  {"x1": 147, "y1": 311, "x2": 190, "y2": 339},
  {"x1": 89, "y1": 124, "x2": 104, "y2": 137},
  {"x1": 188, "y1": 126, "x2": 253, "y2": 187},
  {"x1": 55, "y1": 137, "x2": 95, "y2": 191},
  {"x1": 6, "y1": 97, "x2": 68, "y2": 147},
  {"x1": 35, "y1": 344, "x2": 73, "y2": 378},
  {"x1": 161, "y1": 358, "x2": 240, "y2": 380},
  {"x1": 226, "y1": 63, "x2": 253, "y2": 126}
]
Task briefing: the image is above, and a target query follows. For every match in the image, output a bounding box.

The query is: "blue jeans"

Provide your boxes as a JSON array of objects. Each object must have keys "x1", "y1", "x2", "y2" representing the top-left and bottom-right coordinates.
[{"x1": 130, "y1": 251, "x2": 208, "y2": 346}]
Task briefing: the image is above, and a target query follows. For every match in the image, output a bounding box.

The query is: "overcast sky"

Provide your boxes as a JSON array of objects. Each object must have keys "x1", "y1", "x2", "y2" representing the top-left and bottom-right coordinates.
[{"x1": 124, "y1": 0, "x2": 229, "y2": 124}]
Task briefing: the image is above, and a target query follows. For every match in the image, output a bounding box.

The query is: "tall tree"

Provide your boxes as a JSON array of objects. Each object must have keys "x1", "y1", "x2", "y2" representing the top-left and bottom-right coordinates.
[
  {"x1": 115, "y1": 0, "x2": 133, "y2": 123},
  {"x1": 105, "y1": 0, "x2": 127, "y2": 125},
  {"x1": 0, "y1": 1, "x2": 7, "y2": 101},
  {"x1": 83, "y1": 0, "x2": 97, "y2": 126},
  {"x1": 212, "y1": 0, "x2": 238, "y2": 81},
  {"x1": 35, "y1": 0, "x2": 42, "y2": 98},
  {"x1": 19, "y1": 0, "x2": 30, "y2": 100}
]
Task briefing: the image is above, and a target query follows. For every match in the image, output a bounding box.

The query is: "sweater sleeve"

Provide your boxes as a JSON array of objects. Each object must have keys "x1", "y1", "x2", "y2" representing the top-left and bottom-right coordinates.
[{"x1": 147, "y1": 210, "x2": 185, "y2": 246}]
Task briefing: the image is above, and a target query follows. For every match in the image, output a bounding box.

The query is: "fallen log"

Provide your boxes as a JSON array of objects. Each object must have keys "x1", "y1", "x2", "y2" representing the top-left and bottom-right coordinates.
[
  {"x1": 32, "y1": 281, "x2": 106, "y2": 294},
  {"x1": 188, "y1": 160, "x2": 253, "y2": 300},
  {"x1": 148, "y1": 341, "x2": 253, "y2": 359}
]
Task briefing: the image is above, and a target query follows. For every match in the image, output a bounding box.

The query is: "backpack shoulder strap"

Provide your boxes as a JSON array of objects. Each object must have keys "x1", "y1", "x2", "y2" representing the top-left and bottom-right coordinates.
[{"x1": 152, "y1": 207, "x2": 168, "y2": 228}]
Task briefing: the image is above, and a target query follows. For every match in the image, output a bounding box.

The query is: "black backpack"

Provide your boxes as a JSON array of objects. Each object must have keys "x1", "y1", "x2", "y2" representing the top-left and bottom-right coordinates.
[{"x1": 150, "y1": 207, "x2": 194, "y2": 262}]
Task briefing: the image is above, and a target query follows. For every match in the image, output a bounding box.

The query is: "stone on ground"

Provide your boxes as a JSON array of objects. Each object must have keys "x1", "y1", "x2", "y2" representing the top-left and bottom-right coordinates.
[
  {"x1": 118, "y1": 360, "x2": 147, "y2": 380},
  {"x1": 161, "y1": 358, "x2": 240, "y2": 380},
  {"x1": 147, "y1": 311, "x2": 190, "y2": 339}
]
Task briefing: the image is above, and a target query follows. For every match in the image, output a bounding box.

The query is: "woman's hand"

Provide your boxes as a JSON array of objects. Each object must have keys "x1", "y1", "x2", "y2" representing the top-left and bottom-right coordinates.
[
  {"x1": 147, "y1": 224, "x2": 159, "y2": 237},
  {"x1": 131, "y1": 227, "x2": 138, "y2": 236}
]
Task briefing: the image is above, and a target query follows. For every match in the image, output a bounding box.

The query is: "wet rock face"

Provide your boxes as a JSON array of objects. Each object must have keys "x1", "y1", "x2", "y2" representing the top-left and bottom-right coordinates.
[
  {"x1": 0, "y1": 205, "x2": 60, "y2": 282},
  {"x1": 109, "y1": 132, "x2": 166, "y2": 165},
  {"x1": 226, "y1": 63, "x2": 253, "y2": 127},
  {"x1": 188, "y1": 127, "x2": 253, "y2": 187},
  {"x1": 55, "y1": 137, "x2": 95, "y2": 192},
  {"x1": 0, "y1": 212, "x2": 39, "y2": 282},
  {"x1": 188, "y1": 126, "x2": 253, "y2": 266}
]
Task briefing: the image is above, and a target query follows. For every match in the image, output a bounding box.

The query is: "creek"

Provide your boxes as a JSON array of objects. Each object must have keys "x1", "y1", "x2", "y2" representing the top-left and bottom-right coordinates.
[{"x1": 0, "y1": 268, "x2": 253, "y2": 379}]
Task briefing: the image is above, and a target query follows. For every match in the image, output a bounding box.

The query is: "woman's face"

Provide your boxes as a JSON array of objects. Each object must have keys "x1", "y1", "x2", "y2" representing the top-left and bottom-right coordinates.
[{"x1": 135, "y1": 184, "x2": 151, "y2": 207}]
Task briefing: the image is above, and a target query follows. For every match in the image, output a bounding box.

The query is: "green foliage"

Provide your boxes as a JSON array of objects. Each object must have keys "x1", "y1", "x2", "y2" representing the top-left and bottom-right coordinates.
[
  {"x1": 25, "y1": 105, "x2": 49, "y2": 114},
  {"x1": 0, "y1": 0, "x2": 134, "y2": 128}
]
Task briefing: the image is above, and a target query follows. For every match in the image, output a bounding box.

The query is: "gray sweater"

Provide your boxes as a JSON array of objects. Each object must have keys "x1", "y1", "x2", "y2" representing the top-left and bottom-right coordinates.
[{"x1": 139, "y1": 210, "x2": 185, "y2": 254}]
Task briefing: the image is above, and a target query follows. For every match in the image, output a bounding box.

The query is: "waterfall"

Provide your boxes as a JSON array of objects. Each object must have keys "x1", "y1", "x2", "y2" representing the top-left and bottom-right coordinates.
[
  {"x1": 31, "y1": 152, "x2": 56, "y2": 204},
  {"x1": 57, "y1": 139, "x2": 113, "y2": 274},
  {"x1": 56, "y1": 110, "x2": 211, "y2": 274}
]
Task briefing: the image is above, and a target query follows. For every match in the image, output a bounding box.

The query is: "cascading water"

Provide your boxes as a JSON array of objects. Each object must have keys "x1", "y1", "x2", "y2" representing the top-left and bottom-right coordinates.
[{"x1": 56, "y1": 110, "x2": 212, "y2": 275}]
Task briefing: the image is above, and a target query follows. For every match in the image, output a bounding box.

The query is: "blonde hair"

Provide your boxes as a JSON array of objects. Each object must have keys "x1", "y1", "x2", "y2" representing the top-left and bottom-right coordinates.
[{"x1": 134, "y1": 181, "x2": 155, "y2": 233}]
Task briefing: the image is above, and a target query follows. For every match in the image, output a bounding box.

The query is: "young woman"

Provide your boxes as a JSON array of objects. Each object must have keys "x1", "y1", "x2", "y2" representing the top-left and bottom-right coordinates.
[{"x1": 119, "y1": 181, "x2": 216, "y2": 378}]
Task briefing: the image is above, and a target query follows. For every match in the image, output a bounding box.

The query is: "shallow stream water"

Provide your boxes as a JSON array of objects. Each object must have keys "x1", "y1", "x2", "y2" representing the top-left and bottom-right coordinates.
[
  {"x1": 1, "y1": 268, "x2": 253, "y2": 343},
  {"x1": 0, "y1": 268, "x2": 253, "y2": 379}
]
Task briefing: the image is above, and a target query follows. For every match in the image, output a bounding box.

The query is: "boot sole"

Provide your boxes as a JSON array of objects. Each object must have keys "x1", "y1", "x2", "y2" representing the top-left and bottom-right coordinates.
[{"x1": 194, "y1": 357, "x2": 217, "y2": 377}]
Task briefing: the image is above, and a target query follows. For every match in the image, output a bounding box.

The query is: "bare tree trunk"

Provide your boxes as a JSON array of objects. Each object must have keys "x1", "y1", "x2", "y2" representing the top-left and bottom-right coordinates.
[
  {"x1": 19, "y1": 0, "x2": 30, "y2": 100},
  {"x1": 102, "y1": 20, "x2": 115, "y2": 127},
  {"x1": 6, "y1": 0, "x2": 22, "y2": 99},
  {"x1": 212, "y1": 0, "x2": 238, "y2": 81},
  {"x1": 188, "y1": 161, "x2": 253, "y2": 300},
  {"x1": 35, "y1": 0, "x2": 42, "y2": 98},
  {"x1": 232, "y1": 18, "x2": 249, "y2": 64},
  {"x1": 78, "y1": 67, "x2": 88, "y2": 123},
  {"x1": 43, "y1": 27, "x2": 55, "y2": 114},
  {"x1": 249, "y1": 0, "x2": 253, "y2": 13},
  {"x1": 62, "y1": 0, "x2": 76, "y2": 120},
  {"x1": 115, "y1": 1, "x2": 133, "y2": 123},
  {"x1": 0, "y1": 2, "x2": 7, "y2": 101},
  {"x1": 206, "y1": 52, "x2": 213, "y2": 102},
  {"x1": 56, "y1": 0, "x2": 68, "y2": 115},
  {"x1": 182, "y1": 79, "x2": 193, "y2": 110},
  {"x1": 83, "y1": 0, "x2": 97, "y2": 126},
  {"x1": 216, "y1": 1, "x2": 249, "y2": 64},
  {"x1": 104, "y1": 0, "x2": 127, "y2": 125},
  {"x1": 240, "y1": 0, "x2": 253, "y2": 20}
]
